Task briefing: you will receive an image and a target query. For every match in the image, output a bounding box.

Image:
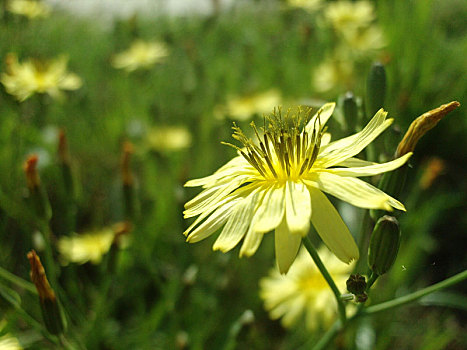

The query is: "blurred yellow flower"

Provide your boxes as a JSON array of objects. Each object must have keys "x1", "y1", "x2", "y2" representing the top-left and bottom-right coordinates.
[
  {"x1": 0, "y1": 335, "x2": 22, "y2": 349},
  {"x1": 112, "y1": 40, "x2": 169, "y2": 72},
  {"x1": 312, "y1": 58, "x2": 354, "y2": 92},
  {"x1": 0, "y1": 54, "x2": 82, "y2": 102},
  {"x1": 215, "y1": 89, "x2": 282, "y2": 121},
  {"x1": 58, "y1": 228, "x2": 115, "y2": 265},
  {"x1": 146, "y1": 125, "x2": 192, "y2": 152},
  {"x1": 286, "y1": 0, "x2": 323, "y2": 12},
  {"x1": 324, "y1": 1, "x2": 375, "y2": 33},
  {"x1": 260, "y1": 247, "x2": 353, "y2": 329},
  {"x1": 184, "y1": 103, "x2": 411, "y2": 273},
  {"x1": 7, "y1": 0, "x2": 50, "y2": 19},
  {"x1": 340, "y1": 26, "x2": 386, "y2": 54}
]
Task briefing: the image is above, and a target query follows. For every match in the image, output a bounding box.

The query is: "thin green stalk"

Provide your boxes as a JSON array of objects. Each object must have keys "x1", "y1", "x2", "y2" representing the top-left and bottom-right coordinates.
[
  {"x1": 308, "y1": 269, "x2": 467, "y2": 350},
  {"x1": 360, "y1": 269, "x2": 467, "y2": 316},
  {"x1": 355, "y1": 210, "x2": 372, "y2": 273},
  {"x1": 303, "y1": 236, "x2": 346, "y2": 323},
  {"x1": 309, "y1": 319, "x2": 342, "y2": 350},
  {"x1": 0, "y1": 266, "x2": 37, "y2": 294}
]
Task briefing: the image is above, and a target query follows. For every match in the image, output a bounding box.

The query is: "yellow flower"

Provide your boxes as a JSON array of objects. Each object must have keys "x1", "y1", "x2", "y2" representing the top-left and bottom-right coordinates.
[
  {"x1": 146, "y1": 126, "x2": 192, "y2": 152},
  {"x1": 184, "y1": 103, "x2": 411, "y2": 273},
  {"x1": 260, "y1": 247, "x2": 353, "y2": 329},
  {"x1": 340, "y1": 26, "x2": 386, "y2": 54},
  {"x1": 7, "y1": 0, "x2": 50, "y2": 19},
  {"x1": 286, "y1": 0, "x2": 323, "y2": 12},
  {"x1": 0, "y1": 332, "x2": 22, "y2": 350},
  {"x1": 1, "y1": 54, "x2": 82, "y2": 102},
  {"x1": 324, "y1": 1, "x2": 375, "y2": 33},
  {"x1": 216, "y1": 90, "x2": 282, "y2": 121},
  {"x1": 112, "y1": 40, "x2": 169, "y2": 72},
  {"x1": 58, "y1": 228, "x2": 115, "y2": 265},
  {"x1": 312, "y1": 58, "x2": 354, "y2": 92}
]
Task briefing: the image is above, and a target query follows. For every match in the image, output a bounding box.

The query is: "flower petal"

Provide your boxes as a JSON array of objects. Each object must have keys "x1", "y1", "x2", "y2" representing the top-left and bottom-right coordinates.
[
  {"x1": 184, "y1": 179, "x2": 244, "y2": 218},
  {"x1": 239, "y1": 225, "x2": 264, "y2": 257},
  {"x1": 253, "y1": 184, "x2": 286, "y2": 233},
  {"x1": 285, "y1": 181, "x2": 311, "y2": 236},
  {"x1": 305, "y1": 102, "x2": 336, "y2": 132},
  {"x1": 275, "y1": 218, "x2": 302, "y2": 274},
  {"x1": 308, "y1": 187, "x2": 359, "y2": 263},
  {"x1": 213, "y1": 189, "x2": 258, "y2": 252},
  {"x1": 184, "y1": 156, "x2": 250, "y2": 187},
  {"x1": 335, "y1": 157, "x2": 376, "y2": 167},
  {"x1": 317, "y1": 109, "x2": 392, "y2": 168},
  {"x1": 323, "y1": 153, "x2": 412, "y2": 177},
  {"x1": 311, "y1": 172, "x2": 405, "y2": 211},
  {"x1": 185, "y1": 199, "x2": 238, "y2": 243}
]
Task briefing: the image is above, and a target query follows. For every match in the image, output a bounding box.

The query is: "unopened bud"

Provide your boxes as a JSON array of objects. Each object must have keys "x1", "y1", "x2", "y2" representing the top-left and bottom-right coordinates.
[
  {"x1": 58, "y1": 129, "x2": 70, "y2": 165},
  {"x1": 396, "y1": 101, "x2": 460, "y2": 157},
  {"x1": 24, "y1": 155, "x2": 52, "y2": 221},
  {"x1": 366, "y1": 62, "x2": 386, "y2": 117},
  {"x1": 24, "y1": 155, "x2": 40, "y2": 189},
  {"x1": 27, "y1": 250, "x2": 65, "y2": 335},
  {"x1": 368, "y1": 216, "x2": 401, "y2": 276},
  {"x1": 343, "y1": 91, "x2": 359, "y2": 132}
]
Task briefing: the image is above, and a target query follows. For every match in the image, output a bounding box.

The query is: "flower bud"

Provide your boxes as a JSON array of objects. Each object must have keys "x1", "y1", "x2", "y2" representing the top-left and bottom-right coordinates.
[
  {"x1": 366, "y1": 62, "x2": 386, "y2": 118},
  {"x1": 368, "y1": 216, "x2": 401, "y2": 275},
  {"x1": 343, "y1": 91, "x2": 359, "y2": 132},
  {"x1": 24, "y1": 155, "x2": 52, "y2": 221},
  {"x1": 27, "y1": 250, "x2": 66, "y2": 335},
  {"x1": 396, "y1": 101, "x2": 460, "y2": 157}
]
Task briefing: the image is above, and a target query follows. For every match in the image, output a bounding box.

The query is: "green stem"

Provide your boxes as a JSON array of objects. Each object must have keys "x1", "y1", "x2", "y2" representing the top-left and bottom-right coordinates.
[
  {"x1": 360, "y1": 269, "x2": 467, "y2": 316},
  {"x1": 310, "y1": 319, "x2": 342, "y2": 350},
  {"x1": 303, "y1": 236, "x2": 346, "y2": 323},
  {"x1": 309, "y1": 269, "x2": 467, "y2": 350},
  {"x1": 0, "y1": 266, "x2": 37, "y2": 294},
  {"x1": 355, "y1": 210, "x2": 372, "y2": 272}
]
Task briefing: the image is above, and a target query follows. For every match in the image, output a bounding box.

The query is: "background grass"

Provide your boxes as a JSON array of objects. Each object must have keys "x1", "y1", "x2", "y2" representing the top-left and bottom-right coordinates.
[{"x1": 0, "y1": 0, "x2": 465, "y2": 349}]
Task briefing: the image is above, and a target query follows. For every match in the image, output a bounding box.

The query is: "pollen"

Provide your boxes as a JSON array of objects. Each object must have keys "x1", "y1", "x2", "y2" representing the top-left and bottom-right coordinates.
[{"x1": 224, "y1": 107, "x2": 326, "y2": 182}]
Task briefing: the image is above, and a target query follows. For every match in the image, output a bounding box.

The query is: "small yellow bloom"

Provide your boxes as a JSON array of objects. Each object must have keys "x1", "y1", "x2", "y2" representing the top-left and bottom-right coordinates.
[
  {"x1": 112, "y1": 40, "x2": 169, "y2": 72},
  {"x1": 184, "y1": 103, "x2": 411, "y2": 273},
  {"x1": 7, "y1": 0, "x2": 50, "y2": 19},
  {"x1": 1, "y1": 54, "x2": 82, "y2": 102},
  {"x1": 340, "y1": 26, "x2": 386, "y2": 54},
  {"x1": 0, "y1": 333, "x2": 22, "y2": 350},
  {"x1": 146, "y1": 126, "x2": 192, "y2": 152},
  {"x1": 215, "y1": 90, "x2": 282, "y2": 121},
  {"x1": 260, "y1": 247, "x2": 353, "y2": 329},
  {"x1": 312, "y1": 58, "x2": 354, "y2": 92},
  {"x1": 324, "y1": 1, "x2": 375, "y2": 33},
  {"x1": 58, "y1": 228, "x2": 115, "y2": 265},
  {"x1": 286, "y1": 0, "x2": 323, "y2": 12}
]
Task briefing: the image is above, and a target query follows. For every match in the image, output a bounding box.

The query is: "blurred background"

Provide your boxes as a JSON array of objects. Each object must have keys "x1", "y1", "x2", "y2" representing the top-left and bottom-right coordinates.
[{"x1": 0, "y1": 0, "x2": 465, "y2": 349}]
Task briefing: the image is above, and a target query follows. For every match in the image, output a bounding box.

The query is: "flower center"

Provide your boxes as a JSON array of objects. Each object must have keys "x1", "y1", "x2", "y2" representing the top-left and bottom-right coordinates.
[{"x1": 225, "y1": 107, "x2": 325, "y2": 181}]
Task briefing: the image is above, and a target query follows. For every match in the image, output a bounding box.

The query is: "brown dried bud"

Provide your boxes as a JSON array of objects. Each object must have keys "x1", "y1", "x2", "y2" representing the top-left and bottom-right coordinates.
[
  {"x1": 24, "y1": 154, "x2": 40, "y2": 189},
  {"x1": 396, "y1": 101, "x2": 460, "y2": 157},
  {"x1": 58, "y1": 129, "x2": 70, "y2": 165},
  {"x1": 112, "y1": 221, "x2": 132, "y2": 246},
  {"x1": 27, "y1": 250, "x2": 55, "y2": 302},
  {"x1": 346, "y1": 274, "x2": 367, "y2": 295}
]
